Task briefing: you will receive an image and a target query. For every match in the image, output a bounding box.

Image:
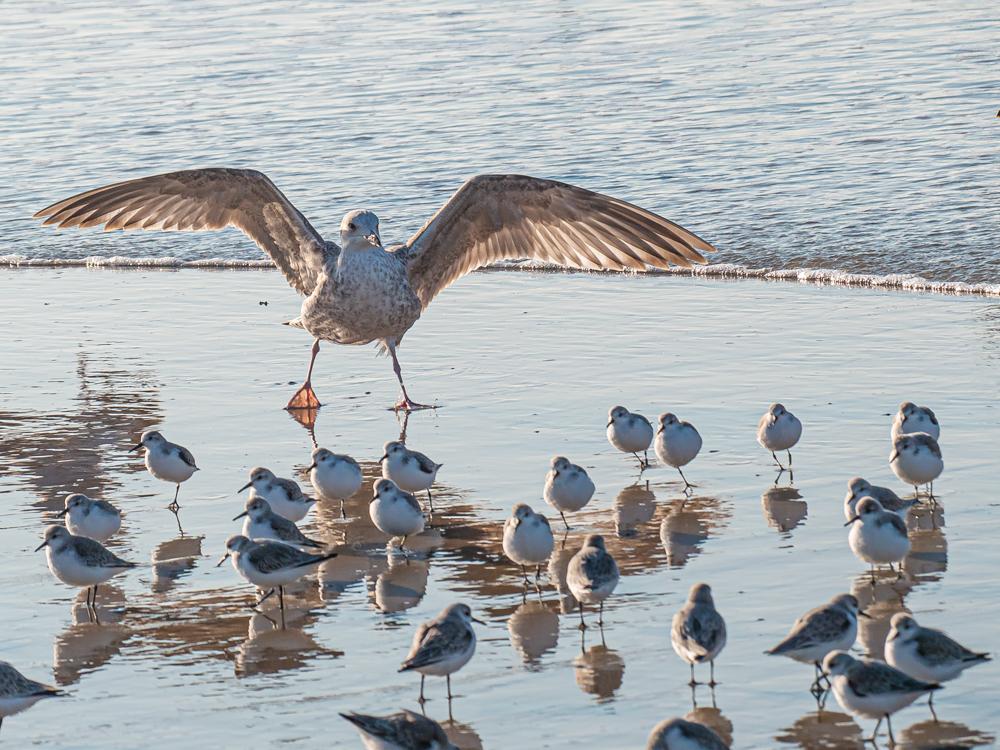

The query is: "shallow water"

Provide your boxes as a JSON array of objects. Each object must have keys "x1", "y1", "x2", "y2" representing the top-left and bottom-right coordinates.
[
  {"x1": 1, "y1": 268, "x2": 998, "y2": 747},
  {"x1": 2, "y1": 0, "x2": 999, "y2": 286}
]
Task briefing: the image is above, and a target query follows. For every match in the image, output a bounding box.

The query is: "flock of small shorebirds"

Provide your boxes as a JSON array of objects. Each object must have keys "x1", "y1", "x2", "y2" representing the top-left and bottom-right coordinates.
[{"x1": 1, "y1": 400, "x2": 990, "y2": 749}]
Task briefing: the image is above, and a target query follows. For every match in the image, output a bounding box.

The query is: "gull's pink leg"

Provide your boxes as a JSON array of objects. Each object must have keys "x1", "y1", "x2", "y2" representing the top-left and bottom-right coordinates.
[
  {"x1": 286, "y1": 339, "x2": 322, "y2": 410},
  {"x1": 387, "y1": 339, "x2": 433, "y2": 411}
]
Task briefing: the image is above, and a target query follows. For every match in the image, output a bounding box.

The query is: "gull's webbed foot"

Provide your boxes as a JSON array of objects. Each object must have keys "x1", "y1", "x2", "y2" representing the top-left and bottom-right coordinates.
[{"x1": 287, "y1": 382, "x2": 321, "y2": 410}]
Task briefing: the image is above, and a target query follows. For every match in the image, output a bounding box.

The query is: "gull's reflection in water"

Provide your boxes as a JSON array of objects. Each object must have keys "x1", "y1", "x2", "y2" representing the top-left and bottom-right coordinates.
[
  {"x1": 895, "y1": 719, "x2": 995, "y2": 749},
  {"x1": 507, "y1": 600, "x2": 559, "y2": 668},
  {"x1": 54, "y1": 587, "x2": 133, "y2": 686},
  {"x1": 372, "y1": 554, "x2": 429, "y2": 614},
  {"x1": 235, "y1": 606, "x2": 342, "y2": 678},
  {"x1": 614, "y1": 483, "x2": 656, "y2": 538},
  {"x1": 775, "y1": 710, "x2": 864, "y2": 750},
  {"x1": 686, "y1": 691, "x2": 733, "y2": 747},
  {"x1": 761, "y1": 487, "x2": 808, "y2": 537},
  {"x1": 851, "y1": 576, "x2": 910, "y2": 661},
  {"x1": 659, "y1": 495, "x2": 730, "y2": 568},
  {"x1": 573, "y1": 630, "x2": 624, "y2": 701},
  {"x1": 904, "y1": 504, "x2": 946, "y2": 582},
  {"x1": 151, "y1": 534, "x2": 204, "y2": 594}
]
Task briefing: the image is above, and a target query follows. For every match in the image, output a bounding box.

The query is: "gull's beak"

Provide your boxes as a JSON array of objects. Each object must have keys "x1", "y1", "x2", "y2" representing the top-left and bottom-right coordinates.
[
  {"x1": 472, "y1": 617, "x2": 487, "y2": 626},
  {"x1": 379, "y1": 454, "x2": 388, "y2": 462},
  {"x1": 34, "y1": 540, "x2": 48, "y2": 552},
  {"x1": 367, "y1": 232, "x2": 381, "y2": 247},
  {"x1": 216, "y1": 553, "x2": 230, "y2": 567},
  {"x1": 858, "y1": 609, "x2": 872, "y2": 619},
  {"x1": 889, "y1": 449, "x2": 899, "y2": 463},
  {"x1": 233, "y1": 511, "x2": 248, "y2": 521},
  {"x1": 57, "y1": 509, "x2": 69, "y2": 517},
  {"x1": 130, "y1": 442, "x2": 143, "y2": 452},
  {"x1": 844, "y1": 516, "x2": 859, "y2": 526},
  {"x1": 238, "y1": 482, "x2": 252, "y2": 493}
]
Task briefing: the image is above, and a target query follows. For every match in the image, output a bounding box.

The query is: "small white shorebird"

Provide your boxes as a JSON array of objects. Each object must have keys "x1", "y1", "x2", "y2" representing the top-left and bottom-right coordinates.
[
  {"x1": 566, "y1": 535, "x2": 619, "y2": 629},
  {"x1": 381, "y1": 441, "x2": 442, "y2": 511},
  {"x1": 0, "y1": 662, "x2": 64, "y2": 734},
  {"x1": 217, "y1": 534, "x2": 337, "y2": 610},
  {"x1": 238, "y1": 467, "x2": 317, "y2": 522},
  {"x1": 398, "y1": 602, "x2": 484, "y2": 703},
  {"x1": 654, "y1": 413, "x2": 702, "y2": 491},
  {"x1": 607, "y1": 406, "x2": 655, "y2": 469},
  {"x1": 370, "y1": 479, "x2": 425, "y2": 553},
  {"x1": 766, "y1": 593, "x2": 866, "y2": 692},
  {"x1": 846, "y1": 497, "x2": 911, "y2": 579},
  {"x1": 757, "y1": 403, "x2": 802, "y2": 470},
  {"x1": 502, "y1": 504, "x2": 554, "y2": 585},
  {"x1": 35, "y1": 170, "x2": 716, "y2": 411},
  {"x1": 58, "y1": 493, "x2": 121, "y2": 543},
  {"x1": 308, "y1": 447, "x2": 362, "y2": 507},
  {"x1": 131, "y1": 430, "x2": 198, "y2": 508},
  {"x1": 646, "y1": 718, "x2": 728, "y2": 750},
  {"x1": 543, "y1": 456, "x2": 595, "y2": 528},
  {"x1": 822, "y1": 650, "x2": 941, "y2": 744},
  {"x1": 844, "y1": 477, "x2": 918, "y2": 522},
  {"x1": 340, "y1": 710, "x2": 458, "y2": 750},
  {"x1": 890, "y1": 433, "x2": 943, "y2": 497},
  {"x1": 672, "y1": 583, "x2": 727, "y2": 686},
  {"x1": 885, "y1": 613, "x2": 989, "y2": 710},
  {"x1": 233, "y1": 496, "x2": 324, "y2": 549},
  {"x1": 891, "y1": 402, "x2": 940, "y2": 441},
  {"x1": 35, "y1": 525, "x2": 138, "y2": 607}
]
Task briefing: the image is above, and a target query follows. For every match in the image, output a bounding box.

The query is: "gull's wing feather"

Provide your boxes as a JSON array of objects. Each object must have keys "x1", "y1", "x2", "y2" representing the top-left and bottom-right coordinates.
[
  {"x1": 35, "y1": 168, "x2": 332, "y2": 296},
  {"x1": 401, "y1": 174, "x2": 717, "y2": 308}
]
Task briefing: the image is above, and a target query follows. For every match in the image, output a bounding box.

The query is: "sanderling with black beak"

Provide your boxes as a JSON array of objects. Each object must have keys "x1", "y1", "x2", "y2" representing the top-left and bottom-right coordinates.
[
  {"x1": 239, "y1": 467, "x2": 316, "y2": 522},
  {"x1": 822, "y1": 650, "x2": 940, "y2": 744},
  {"x1": 655, "y1": 413, "x2": 702, "y2": 491},
  {"x1": 370, "y1": 478, "x2": 425, "y2": 553},
  {"x1": 891, "y1": 402, "x2": 940, "y2": 441},
  {"x1": 233, "y1": 496, "x2": 324, "y2": 549},
  {"x1": 890, "y1": 433, "x2": 943, "y2": 498},
  {"x1": 566, "y1": 534, "x2": 619, "y2": 629},
  {"x1": 58, "y1": 493, "x2": 121, "y2": 543},
  {"x1": 607, "y1": 406, "x2": 655, "y2": 469},
  {"x1": 0, "y1": 661, "x2": 64, "y2": 734},
  {"x1": 502, "y1": 504, "x2": 554, "y2": 585},
  {"x1": 381, "y1": 441, "x2": 442, "y2": 511},
  {"x1": 308, "y1": 447, "x2": 363, "y2": 512},
  {"x1": 543, "y1": 456, "x2": 595, "y2": 529},
  {"x1": 340, "y1": 709, "x2": 458, "y2": 750},
  {"x1": 846, "y1": 497, "x2": 911, "y2": 579},
  {"x1": 844, "y1": 477, "x2": 918, "y2": 522},
  {"x1": 672, "y1": 583, "x2": 726, "y2": 686},
  {"x1": 757, "y1": 403, "x2": 802, "y2": 470},
  {"x1": 35, "y1": 525, "x2": 138, "y2": 607},
  {"x1": 217, "y1": 534, "x2": 337, "y2": 611},
  {"x1": 131, "y1": 430, "x2": 198, "y2": 508},
  {"x1": 399, "y1": 602, "x2": 484, "y2": 703},
  {"x1": 646, "y1": 717, "x2": 728, "y2": 750}
]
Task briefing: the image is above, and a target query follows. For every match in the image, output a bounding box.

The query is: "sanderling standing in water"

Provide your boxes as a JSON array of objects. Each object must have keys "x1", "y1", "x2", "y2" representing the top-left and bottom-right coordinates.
[
  {"x1": 59, "y1": 493, "x2": 121, "y2": 543},
  {"x1": 370, "y1": 479, "x2": 425, "y2": 554},
  {"x1": 885, "y1": 612, "x2": 989, "y2": 715},
  {"x1": 607, "y1": 406, "x2": 655, "y2": 469},
  {"x1": 503, "y1": 504, "x2": 554, "y2": 585},
  {"x1": 891, "y1": 402, "x2": 940, "y2": 441},
  {"x1": 566, "y1": 535, "x2": 619, "y2": 629},
  {"x1": 0, "y1": 661, "x2": 64, "y2": 733},
  {"x1": 217, "y1": 534, "x2": 337, "y2": 610},
  {"x1": 846, "y1": 497, "x2": 911, "y2": 579},
  {"x1": 890, "y1": 433, "x2": 943, "y2": 498},
  {"x1": 766, "y1": 593, "x2": 866, "y2": 694},
  {"x1": 239, "y1": 467, "x2": 317, "y2": 522},
  {"x1": 381, "y1": 441, "x2": 442, "y2": 512},
  {"x1": 844, "y1": 477, "x2": 918, "y2": 522},
  {"x1": 822, "y1": 650, "x2": 941, "y2": 744},
  {"x1": 672, "y1": 583, "x2": 727, "y2": 686},
  {"x1": 399, "y1": 602, "x2": 483, "y2": 703},
  {"x1": 233, "y1": 496, "x2": 324, "y2": 549},
  {"x1": 655, "y1": 413, "x2": 702, "y2": 491},
  {"x1": 757, "y1": 403, "x2": 802, "y2": 471},
  {"x1": 308, "y1": 447, "x2": 362, "y2": 517},
  {"x1": 340, "y1": 709, "x2": 458, "y2": 750},
  {"x1": 131, "y1": 430, "x2": 197, "y2": 508},
  {"x1": 646, "y1": 717, "x2": 728, "y2": 750},
  {"x1": 543, "y1": 456, "x2": 595, "y2": 529},
  {"x1": 35, "y1": 525, "x2": 138, "y2": 607}
]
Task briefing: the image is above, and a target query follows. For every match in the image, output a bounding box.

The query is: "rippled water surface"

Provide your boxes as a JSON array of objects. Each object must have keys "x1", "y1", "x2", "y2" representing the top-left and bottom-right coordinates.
[
  {"x1": 1, "y1": 268, "x2": 998, "y2": 747},
  {"x1": 2, "y1": 0, "x2": 999, "y2": 283}
]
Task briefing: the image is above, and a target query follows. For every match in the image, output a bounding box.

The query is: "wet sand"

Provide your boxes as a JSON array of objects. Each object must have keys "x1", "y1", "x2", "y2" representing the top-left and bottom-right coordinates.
[{"x1": 1, "y1": 268, "x2": 997, "y2": 748}]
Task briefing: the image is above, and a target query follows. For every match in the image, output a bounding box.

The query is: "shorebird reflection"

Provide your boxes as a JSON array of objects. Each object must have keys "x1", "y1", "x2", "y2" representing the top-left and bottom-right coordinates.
[
  {"x1": 613, "y1": 483, "x2": 656, "y2": 538},
  {"x1": 851, "y1": 577, "x2": 910, "y2": 662},
  {"x1": 151, "y1": 534, "x2": 204, "y2": 594},
  {"x1": 685, "y1": 694, "x2": 733, "y2": 748},
  {"x1": 53, "y1": 590, "x2": 132, "y2": 686},
  {"x1": 373, "y1": 554, "x2": 429, "y2": 614},
  {"x1": 507, "y1": 600, "x2": 559, "y2": 667},
  {"x1": 659, "y1": 495, "x2": 730, "y2": 569},
  {"x1": 904, "y1": 504, "x2": 946, "y2": 582},
  {"x1": 761, "y1": 486, "x2": 808, "y2": 537},
  {"x1": 894, "y1": 719, "x2": 994, "y2": 750},
  {"x1": 235, "y1": 608, "x2": 342, "y2": 678},
  {"x1": 774, "y1": 710, "x2": 864, "y2": 750},
  {"x1": 572, "y1": 630, "x2": 624, "y2": 701}
]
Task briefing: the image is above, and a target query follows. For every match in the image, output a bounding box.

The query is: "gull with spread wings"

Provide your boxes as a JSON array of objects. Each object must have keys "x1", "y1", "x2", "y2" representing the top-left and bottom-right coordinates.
[{"x1": 36, "y1": 170, "x2": 716, "y2": 410}]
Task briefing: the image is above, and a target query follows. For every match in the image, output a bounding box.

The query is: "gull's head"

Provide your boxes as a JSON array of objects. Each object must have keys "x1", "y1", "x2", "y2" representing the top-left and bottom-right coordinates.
[
  {"x1": 218, "y1": 534, "x2": 254, "y2": 566},
  {"x1": 658, "y1": 413, "x2": 679, "y2": 431},
  {"x1": 380, "y1": 441, "x2": 405, "y2": 462},
  {"x1": 512, "y1": 503, "x2": 534, "y2": 520},
  {"x1": 340, "y1": 209, "x2": 381, "y2": 249},
  {"x1": 310, "y1": 447, "x2": 334, "y2": 469},
  {"x1": 36, "y1": 524, "x2": 71, "y2": 552},
  {"x1": 689, "y1": 582, "x2": 714, "y2": 605},
  {"x1": 608, "y1": 406, "x2": 629, "y2": 426},
  {"x1": 132, "y1": 430, "x2": 163, "y2": 452},
  {"x1": 234, "y1": 496, "x2": 271, "y2": 521},
  {"x1": 847, "y1": 477, "x2": 871, "y2": 500},
  {"x1": 888, "y1": 613, "x2": 918, "y2": 642},
  {"x1": 60, "y1": 493, "x2": 91, "y2": 516},
  {"x1": 373, "y1": 478, "x2": 397, "y2": 499},
  {"x1": 239, "y1": 467, "x2": 274, "y2": 493},
  {"x1": 822, "y1": 650, "x2": 855, "y2": 677}
]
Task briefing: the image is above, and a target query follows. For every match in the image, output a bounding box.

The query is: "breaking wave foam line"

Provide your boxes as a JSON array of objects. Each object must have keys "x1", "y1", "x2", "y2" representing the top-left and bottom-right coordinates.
[{"x1": 3, "y1": 254, "x2": 999, "y2": 297}]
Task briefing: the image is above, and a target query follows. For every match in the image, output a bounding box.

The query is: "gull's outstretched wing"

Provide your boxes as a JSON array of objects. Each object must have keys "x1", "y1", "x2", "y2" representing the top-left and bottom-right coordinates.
[
  {"x1": 35, "y1": 168, "x2": 332, "y2": 296},
  {"x1": 400, "y1": 174, "x2": 717, "y2": 308}
]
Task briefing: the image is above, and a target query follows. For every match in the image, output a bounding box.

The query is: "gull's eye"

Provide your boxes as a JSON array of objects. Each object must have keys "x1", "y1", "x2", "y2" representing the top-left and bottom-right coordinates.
[{"x1": 348, "y1": 222, "x2": 356, "y2": 230}]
